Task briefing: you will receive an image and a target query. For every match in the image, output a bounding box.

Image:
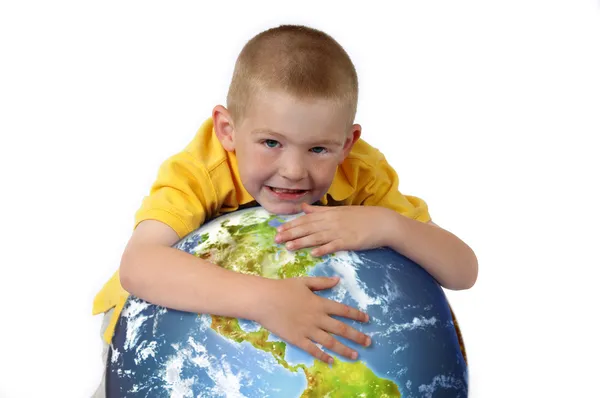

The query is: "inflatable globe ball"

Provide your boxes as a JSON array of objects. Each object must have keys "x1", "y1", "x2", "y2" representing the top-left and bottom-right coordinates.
[{"x1": 106, "y1": 206, "x2": 468, "y2": 397}]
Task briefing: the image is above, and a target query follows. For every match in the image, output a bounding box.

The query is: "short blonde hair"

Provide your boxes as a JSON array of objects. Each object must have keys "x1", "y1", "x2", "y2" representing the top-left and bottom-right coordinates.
[{"x1": 226, "y1": 25, "x2": 359, "y2": 126}]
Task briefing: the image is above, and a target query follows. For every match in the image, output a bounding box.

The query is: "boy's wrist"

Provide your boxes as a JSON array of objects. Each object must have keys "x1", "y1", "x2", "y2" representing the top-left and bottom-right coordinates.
[
  {"x1": 375, "y1": 207, "x2": 408, "y2": 249},
  {"x1": 230, "y1": 273, "x2": 275, "y2": 321}
]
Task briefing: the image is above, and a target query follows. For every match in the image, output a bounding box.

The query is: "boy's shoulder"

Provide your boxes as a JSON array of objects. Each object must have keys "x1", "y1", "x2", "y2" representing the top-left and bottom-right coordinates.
[
  {"x1": 181, "y1": 118, "x2": 230, "y2": 173},
  {"x1": 327, "y1": 137, "x2": 397, "y2": 203},
  {"x1": 345, "y1": 137, "x2": 386, "y2": 165}
]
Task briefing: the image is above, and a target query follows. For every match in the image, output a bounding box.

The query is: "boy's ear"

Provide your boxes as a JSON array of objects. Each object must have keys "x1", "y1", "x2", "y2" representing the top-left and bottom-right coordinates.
[
  {"x1": 212, "y1": 105, "x2": 236, "y2": 152},
  {"x1": 340, "y1": 124, "x2": 362, "y2": 162}
]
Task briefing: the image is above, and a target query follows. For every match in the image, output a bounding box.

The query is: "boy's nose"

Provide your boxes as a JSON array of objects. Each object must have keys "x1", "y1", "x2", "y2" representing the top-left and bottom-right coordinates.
[{"x1": 278, "y1": 157, "x2": 307, "y2": 181}]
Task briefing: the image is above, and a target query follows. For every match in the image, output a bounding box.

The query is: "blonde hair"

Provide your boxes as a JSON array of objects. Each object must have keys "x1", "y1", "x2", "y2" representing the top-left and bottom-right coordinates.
[{"x1": 226, "y1": 25, "x2": 359, "y2": 125}]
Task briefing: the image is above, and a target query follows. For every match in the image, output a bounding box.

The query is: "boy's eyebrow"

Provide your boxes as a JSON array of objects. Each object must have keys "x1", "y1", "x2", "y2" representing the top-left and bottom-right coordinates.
[
  {"x1": 250, "y1": 128, "x2": 282, "y2": 136},
  {"x1": 251, "y1": 128, "x2": 344, "y2": 146}
]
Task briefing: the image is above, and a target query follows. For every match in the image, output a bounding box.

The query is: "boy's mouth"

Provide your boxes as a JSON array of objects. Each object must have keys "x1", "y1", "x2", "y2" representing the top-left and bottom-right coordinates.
[
  {"x1": 266, "y1": 186, "x2": 310, "y2": 199},
  {"x1": 268, "y1": 186, "x2": 308, "y2": 194}
]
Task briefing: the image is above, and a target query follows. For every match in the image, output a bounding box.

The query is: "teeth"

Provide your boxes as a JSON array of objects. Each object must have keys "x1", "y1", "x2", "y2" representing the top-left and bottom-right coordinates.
[{"x1": 272, "y1": 187, "x2": 304, "y2": 193}]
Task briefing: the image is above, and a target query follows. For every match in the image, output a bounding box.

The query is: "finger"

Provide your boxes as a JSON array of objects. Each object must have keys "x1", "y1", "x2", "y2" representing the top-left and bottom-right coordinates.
[
  {"x1": 302, "y1": 276, "x2": 340, "y2": 291},
  {"x1": 326, "y1": 300, "x2": 370, "y2": 323},
  {"x1": 276, "y1": 218, "x2": 330, "y2": 243},
  {"x1": 298, "y1": 337, "x2": 334, "y2": 364},
  {"x1": 308, "y1": 329, "x2": 357, "y2": 360},
  {"x1": 302, "y1": 202, "x2": 330, "y2": 213},
  {"x1": 285, "y1": 231, "x2": 333, "y2": 251},
  {"x1": 276, "y1": 220, "x2": 318, "y2": 242},
  {"x1": 319, "y1": 316, "x2": 372, "y2": 347},
  {"x1": 311, "y1": 239, "x2": 344, "y2": 257},
  {"x1": 277, "y1": 212, "x2": 325, "y2": 233}
]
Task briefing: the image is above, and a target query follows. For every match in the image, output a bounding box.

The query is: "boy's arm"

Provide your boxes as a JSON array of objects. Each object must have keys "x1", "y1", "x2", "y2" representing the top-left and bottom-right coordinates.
[
  {"x1": 380, "y1": 211, "x2": 478, "y2": 290},
  {"x1": 119, "y1": 219, "x2": 271, "y2": 319},
  {"x1": 277, "y1": 204, "x2": 478, "y2": 291},
  {"x1": 364, "y1": 153, "x2": 478, "y2": 290},
  {"x1": 119, "y1": 219, "x2": 372, "y2": 364}
]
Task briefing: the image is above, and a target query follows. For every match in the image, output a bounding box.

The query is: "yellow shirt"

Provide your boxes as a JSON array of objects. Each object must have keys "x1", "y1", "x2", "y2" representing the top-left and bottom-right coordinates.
[{"x1": 92, "y1": 118, "x2": 431, "y2": 344}]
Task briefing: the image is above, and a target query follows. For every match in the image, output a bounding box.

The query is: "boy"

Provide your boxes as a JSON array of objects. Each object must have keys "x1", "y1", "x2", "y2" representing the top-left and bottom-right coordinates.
[{"x1": 92, "y1": 24, "x2": 477, "y2": 396}]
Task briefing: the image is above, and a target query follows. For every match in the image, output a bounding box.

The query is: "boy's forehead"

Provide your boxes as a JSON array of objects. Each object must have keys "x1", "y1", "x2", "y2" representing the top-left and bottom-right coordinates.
[{"x1": 240, "y1": 90, "x2": 351, "y2": 140}]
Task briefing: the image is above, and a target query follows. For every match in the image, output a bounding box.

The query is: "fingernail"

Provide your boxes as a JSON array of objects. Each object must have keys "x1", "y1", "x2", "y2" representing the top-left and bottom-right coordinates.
[
  {"x1": 351, "y1": 351, "x2": 358, "y2": 360},
  {"x1": 366, "y1": 336, "x2": 371, "y2": 346},
  {"x1": 328, "y1": 357, "x2": 334, "y2": 365}
]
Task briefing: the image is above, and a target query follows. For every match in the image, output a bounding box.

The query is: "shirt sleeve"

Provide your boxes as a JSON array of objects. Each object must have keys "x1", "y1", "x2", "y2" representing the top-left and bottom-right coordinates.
[
  {"x1": 361, "y1": 155, "x2": 431, "y2": 223},
  {"x1": 134, "y1": 150, "x2": 219, "y2": 238}
]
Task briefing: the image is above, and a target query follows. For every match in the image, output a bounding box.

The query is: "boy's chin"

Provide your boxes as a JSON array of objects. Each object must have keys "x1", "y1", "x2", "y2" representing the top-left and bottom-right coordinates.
[{"x1": 256, "y1": 200, "x2": 306, "y2": 216}]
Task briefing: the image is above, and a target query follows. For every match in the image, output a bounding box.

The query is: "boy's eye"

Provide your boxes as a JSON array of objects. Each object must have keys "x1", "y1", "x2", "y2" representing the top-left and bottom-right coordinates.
[
  {"x1": 264, "y1": 139, "x2": 280, "y2": 148},
  {"x1": 311, "y1": 147, "x2": 327, "y2": 154}
]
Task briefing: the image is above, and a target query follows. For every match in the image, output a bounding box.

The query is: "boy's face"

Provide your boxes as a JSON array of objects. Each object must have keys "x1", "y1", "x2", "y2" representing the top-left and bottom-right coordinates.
[{"x1": 214, "y1": 90, "x2": 361, "y2": 215}]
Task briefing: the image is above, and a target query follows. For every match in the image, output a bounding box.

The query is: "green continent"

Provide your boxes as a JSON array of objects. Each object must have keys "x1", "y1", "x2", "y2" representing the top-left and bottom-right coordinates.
[
  {"x1": 195, "y1": 211, "x2": 320, "y2": 278},
  {"x1": 301, "y1": 360, "x2": 401, "y2": 398}
]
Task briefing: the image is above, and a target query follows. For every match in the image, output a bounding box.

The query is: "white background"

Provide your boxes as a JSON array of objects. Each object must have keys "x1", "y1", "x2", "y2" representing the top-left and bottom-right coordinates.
[{"x1": 1, "y1": 0, "x2": 599, "y2": 397}]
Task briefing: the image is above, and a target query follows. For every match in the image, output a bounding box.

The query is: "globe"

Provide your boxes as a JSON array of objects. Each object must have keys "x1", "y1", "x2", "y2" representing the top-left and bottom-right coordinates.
[{"x1": 106, "y1": 206, "x2": 468, "y2": 397}]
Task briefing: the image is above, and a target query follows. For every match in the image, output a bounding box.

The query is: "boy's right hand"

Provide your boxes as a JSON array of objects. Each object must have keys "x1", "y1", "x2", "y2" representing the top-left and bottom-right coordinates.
[{"x1": 252, "y1": 276, "x2": 371, "y2": 364}]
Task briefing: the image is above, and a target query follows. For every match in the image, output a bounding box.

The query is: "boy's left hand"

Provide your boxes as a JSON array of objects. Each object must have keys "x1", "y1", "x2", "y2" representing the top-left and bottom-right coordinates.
[{"x1": 275, "y1": 203, "x2": 392, "y2": 257}]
